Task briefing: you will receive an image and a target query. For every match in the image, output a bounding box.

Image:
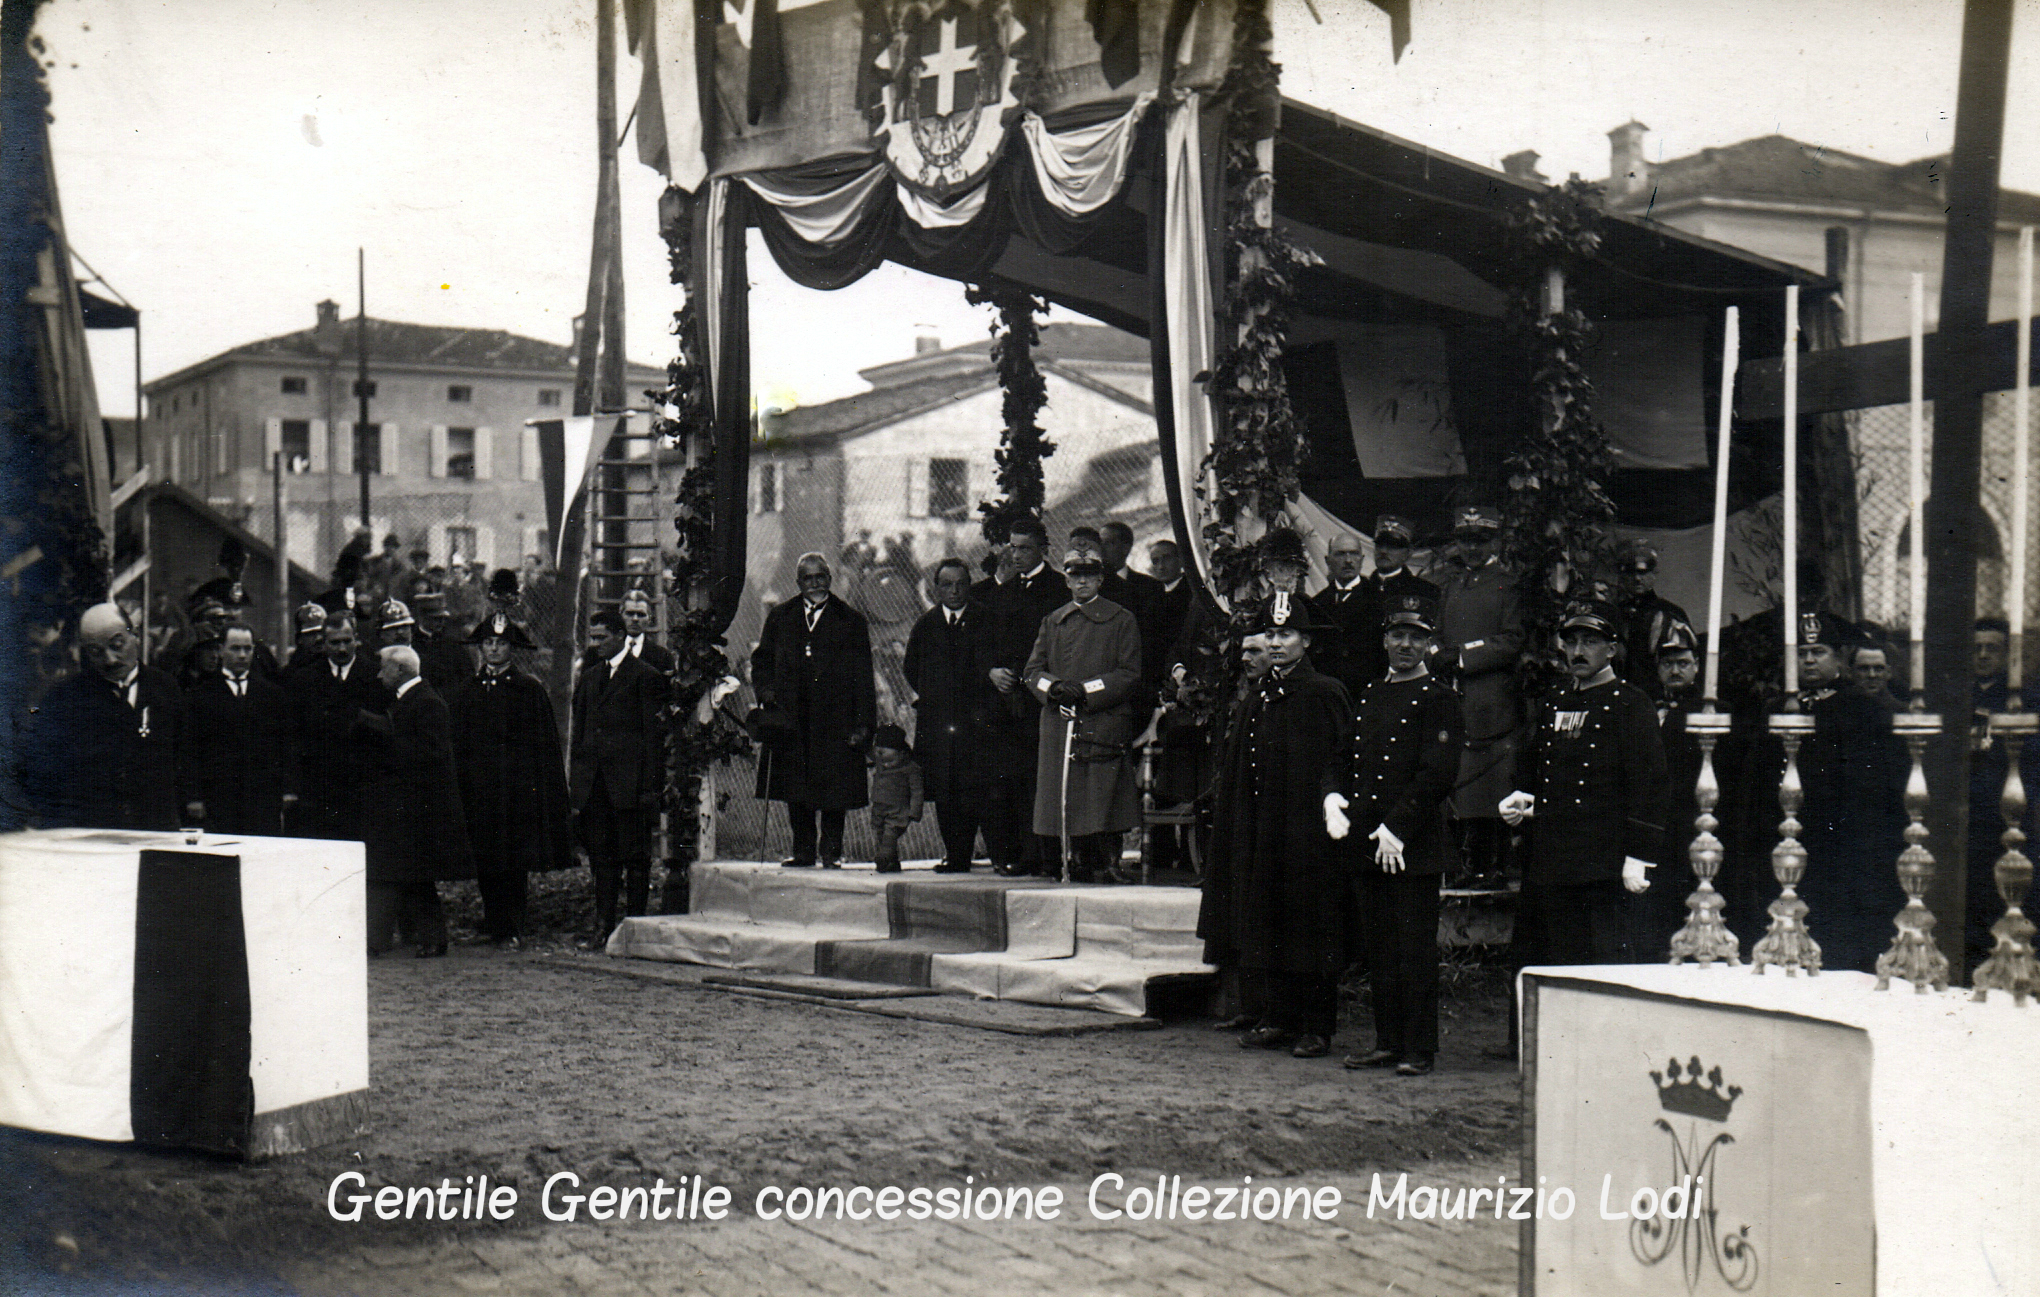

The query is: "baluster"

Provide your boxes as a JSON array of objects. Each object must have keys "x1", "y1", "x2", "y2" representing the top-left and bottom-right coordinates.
[
  {"x1": 1670, "y1": 709, "x2": 1739, "y2": 965},
  {"x1": 1972, "y1": 711, "x2": 2038, "y2": 1004},
  {"x1": 1752, "y1": 713, "x2": 1821, "y2": 975}
]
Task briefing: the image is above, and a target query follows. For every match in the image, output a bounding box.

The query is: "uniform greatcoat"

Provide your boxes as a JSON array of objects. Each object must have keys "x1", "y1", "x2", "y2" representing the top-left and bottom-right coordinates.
[
  {"x1": 1435, "y1": 557, "x2": 1525, "y2": 818},
  {"x1": 451, "y1": 668, "x2": 575, "y2": 876},
  {"x1": 751, "y1": 593, "x2": 877, "y2": 810},
  {"x1": 1025, "y1": 596, "x2": 1143, "y2": 837}
]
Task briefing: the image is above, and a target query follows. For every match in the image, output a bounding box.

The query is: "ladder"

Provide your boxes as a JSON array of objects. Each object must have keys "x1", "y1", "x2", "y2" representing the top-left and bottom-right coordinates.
[{"x1": 579, "y1": 410, "x2": 669, "y2": 633}]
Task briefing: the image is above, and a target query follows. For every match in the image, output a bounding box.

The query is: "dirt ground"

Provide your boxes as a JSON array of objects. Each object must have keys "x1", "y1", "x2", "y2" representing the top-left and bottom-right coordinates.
[{"x1": 1, "y1": 875, "x2": 1523, "y2": 1295}]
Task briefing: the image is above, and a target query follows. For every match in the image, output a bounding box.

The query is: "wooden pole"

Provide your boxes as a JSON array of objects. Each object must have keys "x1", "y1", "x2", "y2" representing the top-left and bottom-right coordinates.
[{"x1": 2011, "y1": 226, "x2": 2032, "y2": 703}]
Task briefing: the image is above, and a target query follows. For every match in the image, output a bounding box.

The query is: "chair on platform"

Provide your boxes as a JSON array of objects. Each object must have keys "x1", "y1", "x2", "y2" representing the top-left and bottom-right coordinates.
[{"x1": 1136, "y1": 722, "x2": 1202, "y2": 886}]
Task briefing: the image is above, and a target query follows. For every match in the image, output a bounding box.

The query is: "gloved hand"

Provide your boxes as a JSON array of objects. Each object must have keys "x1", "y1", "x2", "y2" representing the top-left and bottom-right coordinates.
[
  {"x1": 1047, "y1": 680, "x2": 1085, "y2": 709},
  {"x1": 1622, "y1": 856, "x2": 1655, "y2": 894},
  {"x1": 1370, "y1": 823, "x2": 1406, "y2": 873},
  {"x1": 1499, "y1": 791, "x2": 1536, "y2": 825},
  {"x1": 1323, "y1": 793, "x2": 1350, "y2": 840}
]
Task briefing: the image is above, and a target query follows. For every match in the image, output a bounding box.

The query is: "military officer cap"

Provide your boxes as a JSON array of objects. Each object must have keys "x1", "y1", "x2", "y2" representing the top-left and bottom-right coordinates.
[
  {"x1": 1384, "y1": 592, "x2": 1440, "y2": 634},
  {"x1": 294, "y1": 602, "x2": 328, "y2": 633},
  {"x1": 1374, "y1": 515, "x2": 1415, "y2": 546},
  {"x1": 189, "y1": 576, "x2": 251, "y2": 609},
  {"x1": 467, "y1": 609, "x2": 537, "y2": 649},
  {"x1": 1620, "y1": 538, "x2": 1660, "y2": 573},
  {"x1": 1256, "y1": 527, "x2": 1309, "y2": 569},
  {"x1": 1247, "y1": 589, "x2": 1332, "y2": 635},
  {"x1": 1797, "y1": 609, "x2": 1861, "y2": 651},
  {"x1": 186, "y1": 593, "x2": 229, "y2": 621},
  {"x1": 1658, "y1": 620, "x2": 1699, "y2": 655},
  {"x1": 1452, "y1": 505, "x2": 1502, "y2": 538},
  {"x1": 1558, "y1": 597, "x2": 1626, "y2": 640},
  {"x1": 1062, "y1": 549, "x2": 1105, "y2": 576},
  {"x1": 410, "y1": 589, "x2": 446, "y2": 613},
  {"x1": 380, "y1": 599, "x2": 415, "y2": 631}
]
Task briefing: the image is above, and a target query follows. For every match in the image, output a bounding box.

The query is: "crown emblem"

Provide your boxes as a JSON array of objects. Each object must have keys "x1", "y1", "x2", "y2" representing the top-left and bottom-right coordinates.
[
  {"x1": 1271, "y1": 591, "x2": 1291, "y2": 626},
  {"x1": 1401, "y1": 595, "x2": 1422, "y2": 612},
  {"x1": 1651, "y1": 1056, "x2": 1741, "y2": 1123},
  {"x1": 492, "y1": 613, "x2": 507, "y2": 635},
  {"x1": 1800, "y1": 612, "x2": 1823, "y2": 645}
]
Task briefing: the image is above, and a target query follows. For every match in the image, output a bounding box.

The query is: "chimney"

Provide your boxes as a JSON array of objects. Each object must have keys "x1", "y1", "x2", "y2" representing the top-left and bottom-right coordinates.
[
  {"x1": 1607, "y1": 120, "x2": 1651, "y2": 201},
  {"x1": 1500, "y1": 150, "x2": 1548, "y2": 184},
  {"x1": 314, "y1": 299, "x2": 341, "y2": 354},
  {"x1": 914, "y1": 333, "x2": 942, "y2": 355}
]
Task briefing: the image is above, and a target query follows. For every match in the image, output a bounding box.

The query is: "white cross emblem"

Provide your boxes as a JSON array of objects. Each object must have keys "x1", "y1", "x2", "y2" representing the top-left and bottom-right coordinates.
[{"x1": 917, "y1": 16, "x2": 978, "y2": 117}]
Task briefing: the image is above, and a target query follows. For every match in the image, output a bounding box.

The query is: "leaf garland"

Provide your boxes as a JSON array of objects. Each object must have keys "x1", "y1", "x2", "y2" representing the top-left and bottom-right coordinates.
[
  {"x1": 1198, "y1": 0, "x2": 1319, "y2": 599},
  {"x1": 966, "y1": 284, "x2": 1055, "y2": 543},
  {"x1": 652, "y1": 188, "x2": 753, "y2": 888},
  {"x1": 1498, "y1": 179, "x2": 1619, "y2": 689}
]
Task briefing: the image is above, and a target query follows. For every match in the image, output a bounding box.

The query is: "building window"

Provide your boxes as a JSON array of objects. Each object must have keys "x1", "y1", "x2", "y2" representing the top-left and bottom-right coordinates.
[
  {"x1": 352, "y1": 423, "x2": 381, "y2": 474},
  {"x1": 170, "y1": 395, "x2": 179, "y2": 413},
  {"x1": 281, "y1": 419, "x2": 312, "y2": 473},
  {"x1": 445, "y1": 427, "x2": 476, "y2": 479},
  {"x1": 756, "y1": 462, "x2": 778, "y2": 514},
  {"x1": 537, "y1": 388, "x2": 562, "y2": 407},
  {"x1": 281, "y1": 376, "x2": 307, "y2": 395},
  {"x1": 928, "y1": 458, "x2": 968, "y2": 521},
  {"x1": 352, "y1": 380, "x2": 377, "y2": 399},
  {"x1": 447, "y1": 384, "x2": 472, "y2": 403},
  {"x1": 446, "y1": 525, "x2": 477, "y2": 567}
]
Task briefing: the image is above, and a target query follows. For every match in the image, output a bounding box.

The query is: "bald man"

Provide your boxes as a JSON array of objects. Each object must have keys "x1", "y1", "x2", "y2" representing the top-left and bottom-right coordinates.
[
  {"x1": 357, "y1": 645, "x2": 474, "y2": 956},
  {"x1": 18, "y1": 604, "x2": 186, "y2": 829}
]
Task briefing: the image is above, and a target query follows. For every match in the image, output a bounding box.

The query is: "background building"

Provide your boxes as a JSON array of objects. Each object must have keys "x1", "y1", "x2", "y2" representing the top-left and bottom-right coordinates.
[{"x1": 142, "y1": 300, "x2": 663, "y2": 585}]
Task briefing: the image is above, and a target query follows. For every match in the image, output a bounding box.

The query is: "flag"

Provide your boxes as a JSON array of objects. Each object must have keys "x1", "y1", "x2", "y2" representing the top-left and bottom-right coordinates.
[{"x1": 628, "y1": 0, "x2": 707, "y2": 191}]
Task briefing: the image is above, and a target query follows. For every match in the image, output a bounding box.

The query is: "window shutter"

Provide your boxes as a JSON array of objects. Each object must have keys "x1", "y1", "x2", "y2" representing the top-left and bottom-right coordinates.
[
  {"x1": 379, "y1": 423, "x2": 400, "y2": 476},
  {"x1": 309, "y1": 419, "x2": 329, "y2": 473},
  {"x1": 428, "y1": 523, "x2": 448, "y2": 566},
  {"x1": 473, "y1": 426, "x2": 494, "y2": 480},
  {"x1": 264, "y1": 417, "x2": 282, "y2": 465},
  {"x1": 429, "y1": 425, "x2": 448, "y2": 478},
  {"x1": 476, "y1": 526, "x2": 497, "y2": 571},
  {"x1": 906, "y1": 458, "x2": 929, "y2": 518},
  {"x1": 520, "y1": 426, "x2": 540, "y2": 481},
  {"x1": 523, "y1": 525, "x2": 545, "y2": 567}
]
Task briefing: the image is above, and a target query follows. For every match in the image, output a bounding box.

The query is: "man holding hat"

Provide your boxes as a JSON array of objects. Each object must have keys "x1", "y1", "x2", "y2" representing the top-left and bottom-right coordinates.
[
  {"x1": 1332, "y1": 592, "x2": 1461, "y2": 1076},
  {"x1": 1435, "y1": 504, "x2": 1526, "y2": 885},
  {"x1": 1199, "y1": 590, "x2": 1351, "y2": 1058},
  {"x1": 451, "y1": 609, "x2": 574, "y2": 948},
  {"x1": 1025, "y1": 548, "x2": 1143, "y2": 881},
  {"x1": 1617, "y1": 539, "x2": 1693, "y2": 697},
  {"x1": 1500, "y1": 596, "x2": 1670, "y2": 976},
  {"x1": 19, "y1": 603, "x2": 186, "y2": 830}
]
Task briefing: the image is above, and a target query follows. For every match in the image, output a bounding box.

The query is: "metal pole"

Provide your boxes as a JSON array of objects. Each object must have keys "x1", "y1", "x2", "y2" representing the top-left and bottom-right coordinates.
[{"x1": 356, "y1": 248, "x2": 372, "y2": 530}]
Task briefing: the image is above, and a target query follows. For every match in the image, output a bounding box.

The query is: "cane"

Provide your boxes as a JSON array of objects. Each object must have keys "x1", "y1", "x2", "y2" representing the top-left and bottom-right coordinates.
[{"x1": 1058, "y1": 704, "x2": 1076, "y2": 884}]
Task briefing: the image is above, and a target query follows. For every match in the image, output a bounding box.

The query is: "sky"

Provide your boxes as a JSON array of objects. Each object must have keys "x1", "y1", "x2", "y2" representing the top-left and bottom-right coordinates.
[{"x1": 36, "y1": 0, "x2": 2040, "y2": 418}]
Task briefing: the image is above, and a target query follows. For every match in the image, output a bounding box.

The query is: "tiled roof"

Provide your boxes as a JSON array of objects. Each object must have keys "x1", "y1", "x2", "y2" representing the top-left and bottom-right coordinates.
[
  {"x1": 200, "y1": 318, "x2": 661, "y2": 375},
  {"x1": 1612, "y1": 134, "x2": 2040, "y2": 222},
  {"x1": 758, "y1": 371, "x2": 995, "y2": 446}
]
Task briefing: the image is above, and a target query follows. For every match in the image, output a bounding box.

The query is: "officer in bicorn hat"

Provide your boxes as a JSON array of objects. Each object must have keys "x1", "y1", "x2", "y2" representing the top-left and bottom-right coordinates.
[
  {"x1": 1616, "y1": 539, "x2": 1693, "y2": 698},
  {"x1": 1199, "y1": 590, "x2": 1353, "y2": 1059},
  {"x1": 1434, "y1": 504, "x2": 1525, "y2": 885},
  {"x1": 1333, "y1": 590, "x2": 1461, "y2": 1076},
  {"x1": 1501, "y1": 597, "x2": 1670, "y2": 1001},
  {"x1": 449, "y1": 608, "x2": 574, "y2": 948}
]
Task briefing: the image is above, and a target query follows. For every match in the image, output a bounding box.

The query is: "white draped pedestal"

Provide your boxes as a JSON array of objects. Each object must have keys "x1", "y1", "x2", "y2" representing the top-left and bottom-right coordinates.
[
  {"x1": 1521, "y1": 963, "x2": 2040, "y2": 1296},
  {"x1": 0, "y1": 829, "x2": 369, "y2": 1159}
]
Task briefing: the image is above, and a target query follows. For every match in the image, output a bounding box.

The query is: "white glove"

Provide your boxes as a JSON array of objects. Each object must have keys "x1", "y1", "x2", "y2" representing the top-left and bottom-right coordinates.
[
  {"x1": 1323, "y1": 793, "x2": 1350, "y2": 840},
  {"x1": 1622, "y1": 856, "x2": 1655, "y2": 894},
  {"x1": 1499, "y1": 791, "x2": 1536, "y2": 825},
  {"x1": 1370, "y1": 823, "x2": 1405, "y2": 873}
]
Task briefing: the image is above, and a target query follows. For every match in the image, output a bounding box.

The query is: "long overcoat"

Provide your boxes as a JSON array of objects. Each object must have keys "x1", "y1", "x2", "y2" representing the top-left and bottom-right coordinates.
[
  {"x1": 901, "y1": 602, "x2": 994, "y2": 806},
  {"x1": 751, "y1": 593, "x2": 877, "y2": 809},
  {"x1": 19, "y1": 665, "x2": 186, "y2": 831},
  {"x1": 1434, "y1": 558, "x2": 1525, "y2": 818},
  {"x1": 1198, "y1": 660, "x2": 1353, "y2": 978},
  {"x1": 360, "y1": 680, "x2": 475, "y2": 884},
  {"x1": 1778, "y1": 684, "x2": 1906, "y2": 974},
  {"x1": 287, "y1": 656, "x2": 385, "y2": 840},
  {"x1": 568, "y1": 651, "x2": 668, "y2": 811},
  {"x1": 451, "y1": 669, "x2": 576, "y2": 876},
  {"x1": 1025, "y1": 597, "x2": 1142, "y2": 837},
  {"x1": 184, "y1": 672, "x2": 297, "y2": 835}
]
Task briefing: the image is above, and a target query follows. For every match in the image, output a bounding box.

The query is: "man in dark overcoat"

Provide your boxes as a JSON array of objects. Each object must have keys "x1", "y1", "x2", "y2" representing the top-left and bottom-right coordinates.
[
  {"x1": 358, "y1": 646, "x2": 473, "y2": 956},
  {"x1": 901, "y1": 557, "x2": 994, "y2": 872},
  {"x1": 19, "y1": 602, "x2": 186, "y2": 830},
  {"x1": 1435, "y1": 505, "x2": 1525, "y2": 885},
  {"x1": 1640, "y1": 622, "x2": 1706, "y2": 958},
  {"x1": 286, "y1": 612, "x2": 384, "y2": 842},
  {"x1": 977, "y1": 519, "x2": 1067, "y2": 876},
  {"x1": 1198, "y1": 592, "x2": 1352, "y2": 1059},
  {"x1": 1025, "y1": 549, "x2": 1143, "y2": 882},
  {"x1": 571, "y1": 610, "x2": 670, "y2": 935},
  {"x1": 182, "y1": 624, "x2": 297, "y2": 836},
  {"x1": 452, "y1": 611, "x2": 575, "y2": 947},
  {"x1": 751, "y1": 553, "x2": 877, "y2": 868},
  {"x1": 1334, "y1": 593, "x2": 1461, "y2": 1076},
  {"x1": 1616, "y1": 540, "x2": 1694, "y2": 699}
]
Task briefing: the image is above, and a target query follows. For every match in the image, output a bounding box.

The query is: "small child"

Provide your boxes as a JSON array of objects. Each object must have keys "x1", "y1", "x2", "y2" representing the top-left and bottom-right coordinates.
[{"x1": 867, "y1": 723, "x2": 924, "y2": 873}]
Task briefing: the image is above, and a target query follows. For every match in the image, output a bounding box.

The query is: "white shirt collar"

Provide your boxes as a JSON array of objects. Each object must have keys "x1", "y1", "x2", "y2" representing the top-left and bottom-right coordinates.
[
  {"x1": 396, "y1": 675, "x2": 422, "y2": 699},
  {"x1": 1021, "y1": 562, "x2": 1046, "y2": 580},
  {"x1": 330, "y1": 657, "x2": 353, "y2": 679},
  {"x1": 1163, "y1": 577, "x2": 1182, "y2": 592},
  {"x1": 606, "y1": 645, "x2": 631, "y2": 671}
]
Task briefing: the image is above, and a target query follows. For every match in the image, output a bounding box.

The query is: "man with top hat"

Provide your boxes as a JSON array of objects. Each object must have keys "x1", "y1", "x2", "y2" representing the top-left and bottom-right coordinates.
[
  {"x1": 357, "y1": 645, "x2": 473, "y2": 957},
  {"x1": 902, "y1": 556, "x2": 994, "y2": 872},
  {"x1": 572, "y1": 610, "x2": 670, "y2": 937},
  {"x1": 618, "y1": 587, "x2": 676, "y2": 676},
  {"x1": 18, "y1": 602, "x2": 186, "y2": 830},
  {"x1": 409, "y1": 589, "x2": 473, "y2": 694},
  {"x1": 751, "y1": 553, "x2": 876, "y2": 869},
  {"x1": 1025, "y1": 547, "x2": 1144, "y2": 881},
  {"x1": 1616, "y1": 539, "x2": 1692, "y2": 697},
  {"x1": 451, "y1": 608, "x2": 574, "y2": 948},
  {"x1": 1435, "y1": 504, "x2": 1526, "y2": 885},
  {"x1": 979, "y1": 517, "x2": 1066, "y2": 876},
  {"x1": 287, "y1": 610, "x2": 386, "y2": 842},
  {"x1": 1500, "y1": 596, "x2": 1670, "y2": 978},
  {"x1": 183, "y1": 621, "x2": 298, "y2": 836},
  {"x1": 1199, "y1": 590, "x2": 1351, "y2": 1058},
  {"x1": 1332, "y1": 591, "x2": 1461, "y2": 1076}
]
